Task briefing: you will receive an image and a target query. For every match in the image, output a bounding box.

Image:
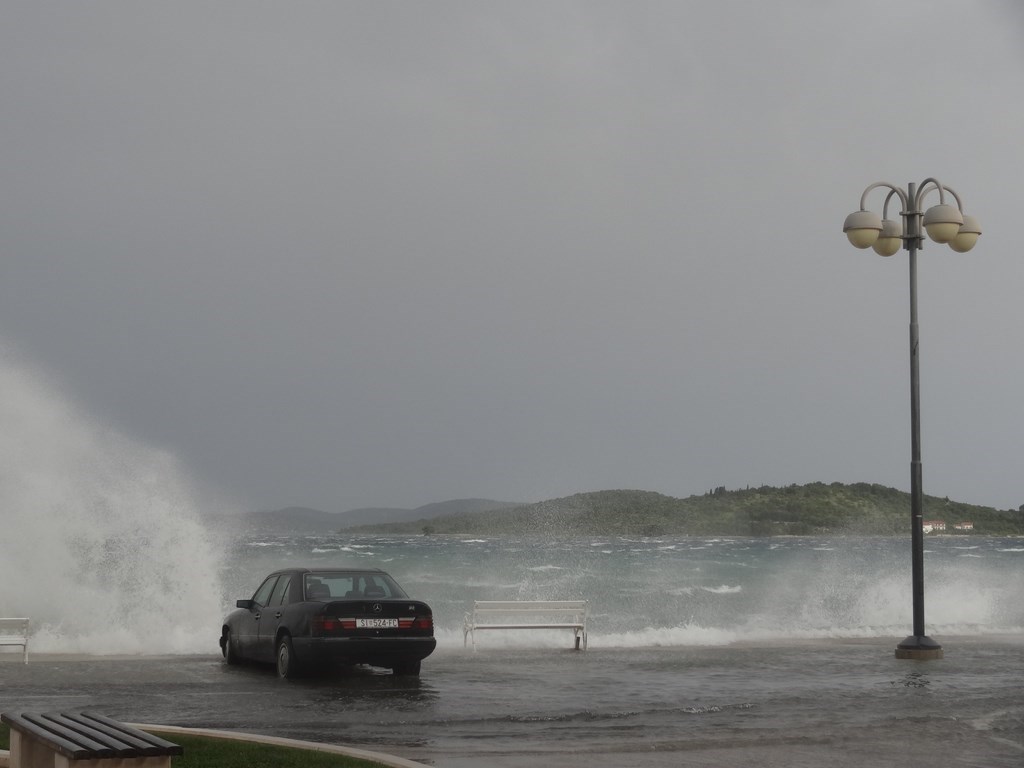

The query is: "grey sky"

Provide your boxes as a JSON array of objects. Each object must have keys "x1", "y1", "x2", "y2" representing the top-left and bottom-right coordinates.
[{"x1": 2, "y1": 1, "x2": 1022, "y2": 514}]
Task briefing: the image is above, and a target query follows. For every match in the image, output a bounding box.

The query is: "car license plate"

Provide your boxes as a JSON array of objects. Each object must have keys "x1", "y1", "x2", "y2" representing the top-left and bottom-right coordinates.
[{"x1": 356, "y1": 618, "x2": 398, "y2": 629}]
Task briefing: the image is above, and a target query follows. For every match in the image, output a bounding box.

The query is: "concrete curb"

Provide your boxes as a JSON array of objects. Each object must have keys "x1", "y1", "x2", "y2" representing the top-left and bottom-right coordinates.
[{"x1": 1, "y1": 725, "x2": 426, "y2": 768}]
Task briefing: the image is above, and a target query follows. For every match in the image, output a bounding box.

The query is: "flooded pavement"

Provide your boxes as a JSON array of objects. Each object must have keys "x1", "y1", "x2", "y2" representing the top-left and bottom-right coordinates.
[{"x1": 3, "y1": 638, "x2": 1024, "y2": 768}]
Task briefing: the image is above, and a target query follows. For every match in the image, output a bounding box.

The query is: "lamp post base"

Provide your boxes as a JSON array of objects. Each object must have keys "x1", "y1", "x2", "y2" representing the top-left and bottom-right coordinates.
[{"x1": 895, "y1": 635, "x2": 944, "y2": 660}]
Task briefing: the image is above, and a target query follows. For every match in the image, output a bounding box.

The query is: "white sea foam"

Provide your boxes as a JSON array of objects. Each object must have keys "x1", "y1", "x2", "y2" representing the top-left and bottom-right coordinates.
[
  {"x1": 0, "y1": 349, "x2": 228, "y2": 654},
  {"x1": 700, "y1": 585, "x2": 743, "y2": 594}
]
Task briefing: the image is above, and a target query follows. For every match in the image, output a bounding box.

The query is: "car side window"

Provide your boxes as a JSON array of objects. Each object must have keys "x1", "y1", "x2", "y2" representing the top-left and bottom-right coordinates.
[
  {"x1": 269, "y1": 574, "x2": 291, "y2": 607},
  {"x1": 252, "y1": 575, "x2": 279, "y2": 607}
]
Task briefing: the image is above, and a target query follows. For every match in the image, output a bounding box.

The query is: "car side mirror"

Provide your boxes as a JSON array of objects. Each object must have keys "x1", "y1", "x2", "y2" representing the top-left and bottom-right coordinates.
[{"x1": 236, "y1": 599, "x2": 255, "y2": 610}]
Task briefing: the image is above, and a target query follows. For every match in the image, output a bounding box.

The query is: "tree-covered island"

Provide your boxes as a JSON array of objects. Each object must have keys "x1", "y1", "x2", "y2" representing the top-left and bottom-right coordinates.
[{"x1": 343, "y1": 482, "x2": 1024, "y2": 537}]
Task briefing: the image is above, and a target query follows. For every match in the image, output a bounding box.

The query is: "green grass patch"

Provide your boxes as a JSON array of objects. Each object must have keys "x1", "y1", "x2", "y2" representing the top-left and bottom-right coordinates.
[{"x1": 0, "y1": 723, "x2": 388, "y2": 767}]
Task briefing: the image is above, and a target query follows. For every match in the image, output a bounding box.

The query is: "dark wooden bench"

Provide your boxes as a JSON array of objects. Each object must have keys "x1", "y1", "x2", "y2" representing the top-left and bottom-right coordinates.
[{"x1": 1, "y1": 711, "x2": 183, "y2": 768}]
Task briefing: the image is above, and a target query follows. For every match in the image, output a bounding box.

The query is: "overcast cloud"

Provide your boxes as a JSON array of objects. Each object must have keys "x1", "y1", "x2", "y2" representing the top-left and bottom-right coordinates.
[{"x1": 2, "y1": 1, "x2": 1022, "y2": 514}]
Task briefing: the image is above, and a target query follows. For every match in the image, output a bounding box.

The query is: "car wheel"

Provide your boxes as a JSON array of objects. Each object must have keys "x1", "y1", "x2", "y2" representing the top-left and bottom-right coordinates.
[
  {"x1": 222, "y1": 630, "x2": 239, "y2": 665},
  {"x1": 392, "y1": 659, "x2": 421, "y2": 676},
  {"x1": 276, "y1": 635, "x2": 300, "y2": 679}
]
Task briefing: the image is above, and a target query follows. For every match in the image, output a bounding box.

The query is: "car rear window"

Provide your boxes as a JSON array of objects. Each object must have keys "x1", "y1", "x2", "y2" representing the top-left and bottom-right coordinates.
[{"x1": 304, "y1": 572, "x2": 408, "y2": 601}]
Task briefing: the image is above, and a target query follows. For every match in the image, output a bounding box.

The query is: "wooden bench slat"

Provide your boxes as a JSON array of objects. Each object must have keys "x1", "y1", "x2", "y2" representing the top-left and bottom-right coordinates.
[
  {"x1": 81, "y1": 711, "x2": 184, "y2": 755},
  {"x1": 26, "y1": 713, "x2": 120, "y2": 758},
  {"x1": 48, "y1": 712, "x2": 163, "y2": 757}
]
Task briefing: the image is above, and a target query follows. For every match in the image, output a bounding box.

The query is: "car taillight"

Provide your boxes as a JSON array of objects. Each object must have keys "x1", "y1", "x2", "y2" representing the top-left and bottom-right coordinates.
[
  {"x1": 398, "y1": 616, "x2": 433, "y2": 630},
  {"x1": 312, "y1": 616, "x2": 357, "y2": 635}
]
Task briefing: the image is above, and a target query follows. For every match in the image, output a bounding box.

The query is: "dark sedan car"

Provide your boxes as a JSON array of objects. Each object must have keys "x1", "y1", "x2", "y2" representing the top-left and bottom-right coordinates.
[{"x1": 220, "y1": 567, "x2": 436, "y2": 678}]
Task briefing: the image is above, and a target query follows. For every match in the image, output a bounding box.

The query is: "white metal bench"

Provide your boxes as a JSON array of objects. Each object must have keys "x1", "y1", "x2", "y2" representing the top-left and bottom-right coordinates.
[
  {"x1": 463, "y1": 600, "x2": 588, "y2": 650},
  {"x1": 0, "y1": 619, "x2": 29, "y2": 664}
]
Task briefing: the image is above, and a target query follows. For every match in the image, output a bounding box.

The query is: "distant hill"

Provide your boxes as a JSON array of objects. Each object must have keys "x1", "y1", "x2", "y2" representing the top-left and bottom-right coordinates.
[
  {"x1": 240, "y1": 499, "x2": 522, "y2": 533},
  {"x1": 239, "y1": 506, "x2": 347, "y2": 533},
  {"x1": 345, "y1": 483, "x2": 1024, "y2": 537},
  {"x1": 337, "y1": 499, "x2": 521, "y2": 528}
]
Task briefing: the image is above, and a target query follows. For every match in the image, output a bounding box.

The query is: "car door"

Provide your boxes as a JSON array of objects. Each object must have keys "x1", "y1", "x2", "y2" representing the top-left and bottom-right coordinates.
[
  {"x1": 255, "y1": 573, "x2": 293, "y2": 662},
  {"x1": 236, "y1": 575, "x2": 278, "y2": 660}
]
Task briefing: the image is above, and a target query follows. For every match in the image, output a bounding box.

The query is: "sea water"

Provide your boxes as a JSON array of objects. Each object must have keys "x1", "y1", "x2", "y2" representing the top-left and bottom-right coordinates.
[
  {"x1": 12, "y1": 525, "x2": 1024, "y2": 655},
  {"x1": 222, "y1": 531, "x2": 1024, "y2": 649}
]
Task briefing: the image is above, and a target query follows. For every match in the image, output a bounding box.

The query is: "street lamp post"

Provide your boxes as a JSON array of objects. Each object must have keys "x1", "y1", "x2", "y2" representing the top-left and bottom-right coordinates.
[{"x1": 843, "y1": 178, "x2": 981, "y2": 660}]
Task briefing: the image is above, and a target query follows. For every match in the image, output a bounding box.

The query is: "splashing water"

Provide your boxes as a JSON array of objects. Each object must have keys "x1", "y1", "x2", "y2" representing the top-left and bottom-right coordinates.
[
  {"x1": 0, "y1": 350, "x2": 225, "y2": 654},
  {"x1": 299, "y1": 532, "x2": 1024, "y2": 648}
]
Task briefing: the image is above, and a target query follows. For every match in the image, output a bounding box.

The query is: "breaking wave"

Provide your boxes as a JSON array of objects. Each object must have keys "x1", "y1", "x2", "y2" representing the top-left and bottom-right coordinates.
[{"x1": 0, "y1": 350, "x2": 227, "y2": 654}]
